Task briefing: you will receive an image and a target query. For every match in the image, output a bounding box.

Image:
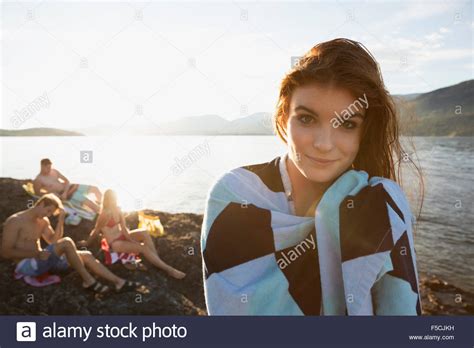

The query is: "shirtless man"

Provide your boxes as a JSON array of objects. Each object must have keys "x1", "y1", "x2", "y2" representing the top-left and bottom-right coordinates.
[
  {"x1": 33, "y1": 158, "x2": 102, "y2": 213},
  {"x1": 1, "y1": 194, "x2": 138, "y2": 293}
]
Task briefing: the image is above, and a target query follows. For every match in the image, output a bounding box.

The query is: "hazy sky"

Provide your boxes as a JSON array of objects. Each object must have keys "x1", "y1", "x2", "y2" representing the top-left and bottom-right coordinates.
[{"x1": 1, "y1": 0, "x2": 473, "y2": 130}]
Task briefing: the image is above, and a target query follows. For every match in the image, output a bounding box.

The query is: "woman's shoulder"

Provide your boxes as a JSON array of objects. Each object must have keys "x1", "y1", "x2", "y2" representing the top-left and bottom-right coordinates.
[
  {"x1": 367, "y1": 175, "x2": 408, "y2": 202},
  {"x1": 331, "y1": 171, "x2": 416, "y2": 243},
  {"x1": 208, "y1": 156, "x2": 284, "y2": 194},
  {"x1": 99, "y1": 207, "x2": 122, "y2": 219},
  {"x1": 365, "y1": 174, "x2": 414, "y2": 222},
  {"x1": 341, "y1": 169, "x2": 406, "y2": 196},
  {"x1": 331, "y1": 170, "x2": 412, "y2": 217}
]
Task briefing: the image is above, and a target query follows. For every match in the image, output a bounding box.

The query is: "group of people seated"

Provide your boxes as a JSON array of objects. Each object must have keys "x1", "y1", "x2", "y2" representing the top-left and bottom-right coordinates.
[{"x1": 1, "y1": 158, "x2": 185, "y2": 294}]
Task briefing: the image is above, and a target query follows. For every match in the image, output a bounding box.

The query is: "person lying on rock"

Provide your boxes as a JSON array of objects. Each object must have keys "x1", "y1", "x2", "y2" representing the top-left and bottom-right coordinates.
[
  {"x1": 1, "y1": 194, "x2": 139, "y2": 294},
  {"x1": 79, "y1": 189, "x2": 186, "y2": 279},
  {"x1": 33, "y1": 158, "x2": 102, "y2": 213}
]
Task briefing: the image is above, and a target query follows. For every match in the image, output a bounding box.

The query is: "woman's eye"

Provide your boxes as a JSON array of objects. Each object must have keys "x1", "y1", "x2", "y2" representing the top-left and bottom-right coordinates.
[
  {"x1": 342, "y1": 120, "x2": 357, "y2": 129},
  {"x1": 297, "y1": 114, "x2": 314, "y2": 125}
]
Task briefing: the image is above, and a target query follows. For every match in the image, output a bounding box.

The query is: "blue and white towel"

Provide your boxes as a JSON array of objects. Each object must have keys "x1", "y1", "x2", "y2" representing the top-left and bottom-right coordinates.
[{"x1": 201, "y1": 155, "x2": 422, "y2": 315}]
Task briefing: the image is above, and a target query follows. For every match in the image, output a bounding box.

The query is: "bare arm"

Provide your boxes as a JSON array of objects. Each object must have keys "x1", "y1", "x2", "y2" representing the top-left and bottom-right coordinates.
[
  {"x1": 82, "y1": 214, "x2": 105, "y2": 247},
  {"x1": 1, "y1": 218, "x2": 40, "y2": 259},
  {"x1": 56, "y1": 170, "x2": 70, "y2": 185},
  {"x1": 119, "y1": 211, "x2": 137, "y2": 243},
  {"x1": 41, "y1": 211, "x2": 65, "y2": 245},
  {"x1": 55, "y1": 170, "x2": 70, "y2": 200},
  {"x1": 33, "y1": 178, "x2": 43, "y2": 195}
]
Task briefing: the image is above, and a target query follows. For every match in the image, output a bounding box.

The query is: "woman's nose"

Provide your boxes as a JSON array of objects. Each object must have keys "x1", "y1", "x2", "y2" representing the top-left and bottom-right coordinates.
[{"x1": 312, "y1": 125, "x2": 334, "y2": 152}]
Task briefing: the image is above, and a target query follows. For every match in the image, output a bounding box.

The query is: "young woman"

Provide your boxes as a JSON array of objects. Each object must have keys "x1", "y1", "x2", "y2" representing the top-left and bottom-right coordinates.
[
  {"x1": 83, "y1": 190, "x2": 186, "y2": 279},
  {"x1": 201, "y1": 38, "x2": 423, "y2": 315}
]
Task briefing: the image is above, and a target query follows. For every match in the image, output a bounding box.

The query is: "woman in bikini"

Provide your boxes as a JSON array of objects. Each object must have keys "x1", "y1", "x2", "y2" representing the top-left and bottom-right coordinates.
[{"x1": 82, "y1": 190, "x2": 186, "y2": 279}]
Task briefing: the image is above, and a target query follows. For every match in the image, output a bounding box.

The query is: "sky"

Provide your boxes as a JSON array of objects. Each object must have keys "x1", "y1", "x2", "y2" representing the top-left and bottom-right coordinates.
[{"x1": 1, "y1": 0, "x2": 473, "y2": 130}]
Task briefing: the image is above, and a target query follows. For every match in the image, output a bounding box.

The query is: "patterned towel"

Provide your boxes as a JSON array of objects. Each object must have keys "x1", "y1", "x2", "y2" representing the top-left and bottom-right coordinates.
[
  {"x1": 201, "y1": 155, "x2": 422, "y2": 315},
  {"x1": 100, "y1": 238, "x2": 141, "y2": 266},
  {"x1": 14, "y1": 271, "x2": 61, "y2": 287},
  {"x1": 22, "y1": 182, "x2": 96, "y2": 222}
]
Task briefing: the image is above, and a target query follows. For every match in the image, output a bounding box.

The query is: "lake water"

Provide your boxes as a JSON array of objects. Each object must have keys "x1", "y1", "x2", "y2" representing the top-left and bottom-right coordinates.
[{"x1": 1, "y1": 135, "x2": 473, "y2": 292}]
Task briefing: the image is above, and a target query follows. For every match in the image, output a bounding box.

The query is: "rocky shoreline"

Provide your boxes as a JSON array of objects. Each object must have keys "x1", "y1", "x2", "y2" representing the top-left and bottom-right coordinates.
[{"x1": 0, "y1": 177, "x2": 472, "y2": 315}]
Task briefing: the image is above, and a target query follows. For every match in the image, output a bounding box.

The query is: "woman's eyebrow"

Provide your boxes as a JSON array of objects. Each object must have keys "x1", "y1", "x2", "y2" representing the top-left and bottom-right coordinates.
[
  {"x1": 294, "y1": 105, "x2": 318, "y2": 116},
  {"x1": 294, "y1": 105, "x2": 365, "y2": 120},
  {"x1": 347, "y1": 112, "x2": 365, "y2": 120}
]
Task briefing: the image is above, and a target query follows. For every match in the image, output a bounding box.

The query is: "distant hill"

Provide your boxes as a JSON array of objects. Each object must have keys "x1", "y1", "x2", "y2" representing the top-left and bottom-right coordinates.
[
  {"x1": 156, "y1": 114, "x2": 230, "y2": 135},
  {"x1": 394, "y1": 93, "x2": 421, "y2": 101},
  {"x1": 152, "y1": 80, "x2": 472, "y2": 136},
  {"x1": 0, "y1": 127, "x2": 83, "y2": 136},
  {"x1": 142, "y1": 113, "x2": 273, "y2": 135},
  {"x1": 227, "y1": 112, "x2": 273, "y2": 134},
  {"x1": 3, "y1": 80, "x2": 471, "y2": 136},
  {"x1": 396, "y1": 80, "x2": 473, "y2": 136}
]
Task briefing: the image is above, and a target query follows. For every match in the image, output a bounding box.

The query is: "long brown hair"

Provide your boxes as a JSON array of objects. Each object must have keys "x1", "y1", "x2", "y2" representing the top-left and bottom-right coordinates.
[
  {"x1": 274, "y1": 38, "x2": 424, "y2": 216},
  {"x1": 101, "y1": 189, "x2": 119, "y2": 215}
]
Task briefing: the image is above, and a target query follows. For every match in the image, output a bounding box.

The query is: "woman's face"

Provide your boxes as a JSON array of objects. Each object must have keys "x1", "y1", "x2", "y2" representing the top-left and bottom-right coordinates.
[{"x1": 286, "y1": 83, "x2": 366, "y2": 184}]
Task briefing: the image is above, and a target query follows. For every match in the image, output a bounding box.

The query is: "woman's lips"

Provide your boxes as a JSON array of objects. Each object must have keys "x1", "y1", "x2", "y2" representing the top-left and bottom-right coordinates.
[{"x1": 305, "y1": 154, "x2": 338, "y2": 166}]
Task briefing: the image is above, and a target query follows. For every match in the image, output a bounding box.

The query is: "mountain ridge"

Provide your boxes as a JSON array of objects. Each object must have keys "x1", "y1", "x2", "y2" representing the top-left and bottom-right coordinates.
[{"x1": 2, "y1": 80, "x2": 472, "y2": 136}]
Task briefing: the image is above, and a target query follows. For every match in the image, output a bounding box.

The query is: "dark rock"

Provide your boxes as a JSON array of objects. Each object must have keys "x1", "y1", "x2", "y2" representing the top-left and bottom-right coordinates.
[
  {"x1": 0, "y1": 177, "x2": 206, "y2": 315},
  {"x1": 419, "y1": 273, "x2": 474, "y2": 315},
  {"x1": 1, "y1": 177, "x2": 472, "y2": 315}
]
